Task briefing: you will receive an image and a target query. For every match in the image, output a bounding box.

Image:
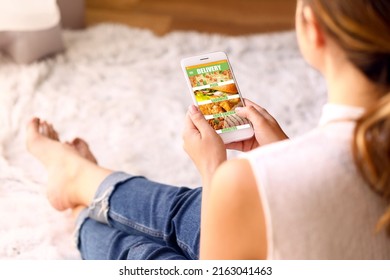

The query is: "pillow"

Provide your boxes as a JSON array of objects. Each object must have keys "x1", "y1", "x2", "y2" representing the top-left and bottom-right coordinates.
[{"x1": 0, "y1": 25, "x2": 64, "y2": 64}]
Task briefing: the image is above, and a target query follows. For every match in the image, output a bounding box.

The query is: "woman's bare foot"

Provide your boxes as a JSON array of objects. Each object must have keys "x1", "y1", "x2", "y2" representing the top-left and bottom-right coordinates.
[
  {"x1": 27, "y1": 117, "x2": 112, "y2": 211},
  {"x1": 67, "y1": 138, "x2": 98, "y2": 164}
]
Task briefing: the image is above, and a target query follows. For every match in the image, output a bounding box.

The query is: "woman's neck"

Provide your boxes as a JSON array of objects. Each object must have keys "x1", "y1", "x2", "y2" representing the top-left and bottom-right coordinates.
[{"x1": 325, "y1": 57, "x2": 384, "y2": 109}]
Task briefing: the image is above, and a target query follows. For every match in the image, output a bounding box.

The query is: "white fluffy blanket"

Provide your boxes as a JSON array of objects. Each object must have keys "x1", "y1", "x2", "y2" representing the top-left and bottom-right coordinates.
[{"x1": 0, "y1": 24, "x2": 326, "y2": 259}]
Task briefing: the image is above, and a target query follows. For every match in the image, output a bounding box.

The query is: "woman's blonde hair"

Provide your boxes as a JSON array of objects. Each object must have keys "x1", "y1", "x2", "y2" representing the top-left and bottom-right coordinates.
[{"x1": 302, "y1": 0, "x2": 390, "y2": 235}]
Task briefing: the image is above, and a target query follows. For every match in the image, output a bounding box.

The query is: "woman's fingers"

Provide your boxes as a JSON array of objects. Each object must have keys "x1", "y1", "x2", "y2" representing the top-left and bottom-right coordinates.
[
  {"x1": 235, "y1": 105, "x2": 269, "y2": 130},
  {"x1": 241, "y1": 99, "x2": 276, "y2": 122},
  {"x1": 236, "y1": 99, "x2": 288, "y2": 146},
  {"x1": 188, "y1": 105, "x2": 215, "y2": 136},
  {"x1": 182, "y1": 105, "x2": 227, "y2": 184}
]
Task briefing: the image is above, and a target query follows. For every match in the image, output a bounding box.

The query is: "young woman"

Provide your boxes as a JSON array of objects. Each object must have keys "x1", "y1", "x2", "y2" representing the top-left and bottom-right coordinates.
[{"x1": 26, "y1": 0, "x2": 390, "y2": 259}]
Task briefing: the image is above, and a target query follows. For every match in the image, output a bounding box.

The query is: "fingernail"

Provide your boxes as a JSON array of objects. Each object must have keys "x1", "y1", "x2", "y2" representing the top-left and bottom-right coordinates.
[
  {"x1": 189, "y1": 105, "x2": 199, "y2": 115},
  {"x1": 235, "y1": 107, "x2": 243, "y2": 112}
]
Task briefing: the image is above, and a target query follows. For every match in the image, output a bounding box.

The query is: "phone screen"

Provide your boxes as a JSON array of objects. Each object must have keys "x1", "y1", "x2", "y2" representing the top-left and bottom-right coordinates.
[{"x1": 185, "y1": 59, "x2": 251, "y2": 134}]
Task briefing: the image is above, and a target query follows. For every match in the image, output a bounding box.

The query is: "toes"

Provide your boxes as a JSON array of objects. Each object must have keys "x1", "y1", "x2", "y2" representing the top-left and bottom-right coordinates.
[
  {"x1": 72, "y1": 137, "x2": 98, "y2": 164},
  {"x1": 26, "y1": 118, "x2": 49, "y2": 154},
  {"x1": 40, "y1": 121, "x2": 50, "y2": 137},
  {"x1": 27, "y1": 117, "x2": 40, "y2": 133},
  {"x1": 48, "y1": 124, "x2": 59, "y2": 141},
  {"x1": 26, "y1": 117, "x2": 42, "y2": 144},
  {"x1": 72, "y1": 138, "x2": 90, "y2": 155},
  {"x1": 26, "y1": 117, "x2": 62, "y2": 155},
  {"x1": 72, "y1": 138, "x2": 89, "y2": 149},
  {"x1": 40, "y1": 121, "x2": 60, "y2": 141}
]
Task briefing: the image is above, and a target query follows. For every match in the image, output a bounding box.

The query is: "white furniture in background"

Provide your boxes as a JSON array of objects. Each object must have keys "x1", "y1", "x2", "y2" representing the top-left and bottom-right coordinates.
[
  {"x1": 0, "y1": 0, "x2": 60, "y2": 31},
  {"x1": 0, "y1": 0, "x2": 85, "y2": 63}
]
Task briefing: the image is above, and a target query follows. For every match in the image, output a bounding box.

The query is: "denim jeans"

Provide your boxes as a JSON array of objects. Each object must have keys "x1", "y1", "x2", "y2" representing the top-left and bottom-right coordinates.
[{"x1": 75, "y1": 172, "x2": 202, "y2": 260}]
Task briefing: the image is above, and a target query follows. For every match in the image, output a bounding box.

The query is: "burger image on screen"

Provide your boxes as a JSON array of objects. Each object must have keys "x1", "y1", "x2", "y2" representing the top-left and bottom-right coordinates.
[
  {"x1": 194, "y1": 83, "x2": 238, "y2": 102},
  {"x1": 210, "y1": 83, "x2": 238, "y2": 95}
]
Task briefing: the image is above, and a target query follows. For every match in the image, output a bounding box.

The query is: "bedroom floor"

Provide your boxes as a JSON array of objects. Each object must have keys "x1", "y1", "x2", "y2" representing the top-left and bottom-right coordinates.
[{"x1": 86, "y1": 0, "x2": 297, "y2": 35}]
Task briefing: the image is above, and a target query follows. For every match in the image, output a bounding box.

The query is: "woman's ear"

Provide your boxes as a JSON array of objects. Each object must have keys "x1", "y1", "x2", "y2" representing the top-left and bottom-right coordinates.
[{"x1": 302, "y1": 6, "x2": 326, "y2": 48}]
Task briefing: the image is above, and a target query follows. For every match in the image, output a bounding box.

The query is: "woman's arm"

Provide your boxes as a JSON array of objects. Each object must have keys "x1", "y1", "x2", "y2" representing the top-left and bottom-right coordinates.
[
  {"x1": 182, "y1": 105, "x2": 228, "y2": 227},
  {"x1": 182, "y1": 99, "x2": 284, "y2": 259},
  {"x1": 199, "y1": 158, "x2": 267, "y2": 259}
]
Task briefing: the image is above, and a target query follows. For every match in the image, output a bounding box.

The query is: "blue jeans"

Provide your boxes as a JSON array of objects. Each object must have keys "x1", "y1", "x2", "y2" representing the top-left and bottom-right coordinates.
[{"x1": 75, "y1": 172, "x2": 202, "y2": 260}]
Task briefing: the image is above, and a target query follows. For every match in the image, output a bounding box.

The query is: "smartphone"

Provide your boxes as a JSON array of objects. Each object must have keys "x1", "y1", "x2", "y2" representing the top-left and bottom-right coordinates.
[{"x1": 181, "y1": 51, "x2": 254, "y2": 144}]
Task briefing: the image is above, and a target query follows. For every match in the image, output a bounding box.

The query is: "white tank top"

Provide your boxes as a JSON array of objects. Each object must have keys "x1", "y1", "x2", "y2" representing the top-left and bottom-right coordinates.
[{"x1": 243, "y1": 104, "x2": 390, "y2": 259}]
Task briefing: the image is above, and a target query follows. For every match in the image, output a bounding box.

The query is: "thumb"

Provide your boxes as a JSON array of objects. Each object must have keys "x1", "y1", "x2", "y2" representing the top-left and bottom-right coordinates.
[
  {"x1": 235, "y1": 105, "x2": 266, "y2": 128},
  {"x1": 188, "y1": 105, "x2": 214, "y2": 134}
]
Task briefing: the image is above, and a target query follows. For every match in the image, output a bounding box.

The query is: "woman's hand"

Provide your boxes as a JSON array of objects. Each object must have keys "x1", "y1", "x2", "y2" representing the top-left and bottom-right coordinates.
[
  {"x1": 226, "y1": 99, "x2": 289, "y2": 152},
  {"x1": 183, "y1": 105, "x2": 227, "y2": 185}
]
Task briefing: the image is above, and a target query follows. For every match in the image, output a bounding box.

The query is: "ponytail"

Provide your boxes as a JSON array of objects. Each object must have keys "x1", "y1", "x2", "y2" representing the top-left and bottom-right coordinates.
[{"x1": 353, "y1": 93, "x2": 390, "y2": 235}]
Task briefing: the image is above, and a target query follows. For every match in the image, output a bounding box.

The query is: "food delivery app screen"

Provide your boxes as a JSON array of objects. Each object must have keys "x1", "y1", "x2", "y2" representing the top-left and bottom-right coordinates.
[{"x1": 185, "y1": 60, "x2": 251, "y2": 134}]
